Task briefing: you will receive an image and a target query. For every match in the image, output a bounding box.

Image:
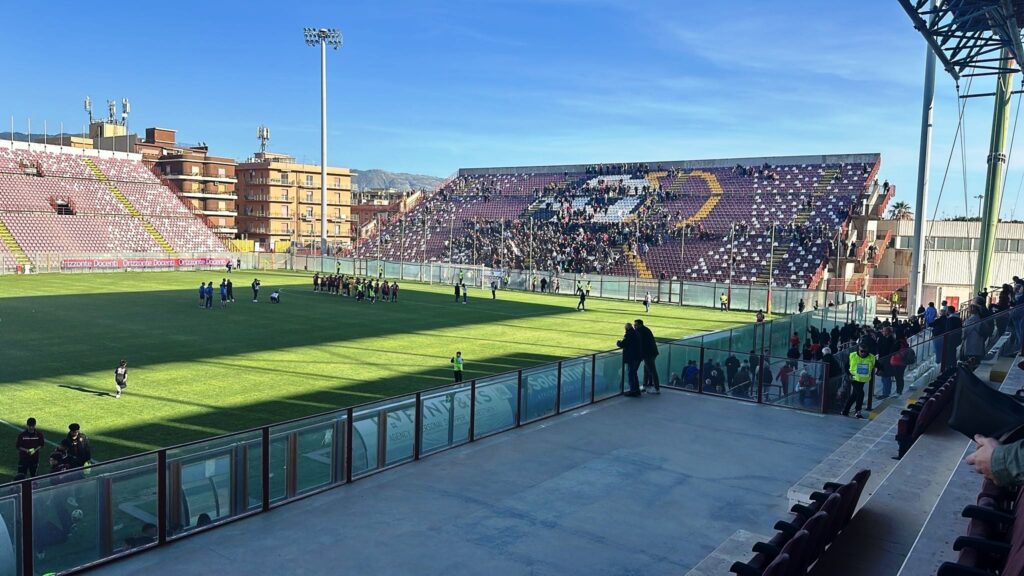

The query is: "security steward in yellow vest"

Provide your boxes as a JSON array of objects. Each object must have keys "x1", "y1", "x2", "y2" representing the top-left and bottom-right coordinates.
[
  {"x1": 842, "y1": 344, "x2": 876, "y2": 419},
  {"x1": 451, "y1": 351, "x2": 465, "y2": 383}
]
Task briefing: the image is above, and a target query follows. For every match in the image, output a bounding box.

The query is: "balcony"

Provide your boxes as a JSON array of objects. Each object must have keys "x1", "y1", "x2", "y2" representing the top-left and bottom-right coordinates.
[
  {"x1": 163, "y1": 173, "x2": 238, "y2": 184},
  {"x1": 198, "y1": 209, "x2": 237, "y2": 217},
  {"x1": 180, "y1": 190, "x2": 238, "y2": 201}
]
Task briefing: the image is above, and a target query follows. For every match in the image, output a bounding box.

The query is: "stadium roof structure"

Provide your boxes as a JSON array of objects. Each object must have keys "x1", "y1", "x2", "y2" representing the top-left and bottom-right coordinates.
[{"x1": 897, "y1": 0, "x2": 1024, "y2": 80}]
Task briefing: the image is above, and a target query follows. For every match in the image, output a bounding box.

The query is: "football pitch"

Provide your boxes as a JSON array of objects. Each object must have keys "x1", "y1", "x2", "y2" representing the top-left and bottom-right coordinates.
[{"x1": 0, "y1": 270, "x2": 751, "y2": 482}]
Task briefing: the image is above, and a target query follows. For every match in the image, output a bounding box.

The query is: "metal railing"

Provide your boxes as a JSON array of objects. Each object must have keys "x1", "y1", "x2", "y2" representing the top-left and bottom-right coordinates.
[{"x1": 0, "y1": 292, "x2": 874, "y2": 575}]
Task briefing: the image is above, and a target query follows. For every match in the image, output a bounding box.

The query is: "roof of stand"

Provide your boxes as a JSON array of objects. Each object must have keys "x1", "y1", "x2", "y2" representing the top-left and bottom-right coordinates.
[{"x1": 898, "y1": 0, "x2": 1024, "y2": 80}]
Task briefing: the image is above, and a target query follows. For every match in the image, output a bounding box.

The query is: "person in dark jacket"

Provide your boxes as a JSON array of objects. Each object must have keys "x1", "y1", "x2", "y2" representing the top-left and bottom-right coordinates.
[
  {"x1": 634, "y1": 319, "x2": 660, "y2": 394},
  {"x1": 16, "y1": 417, "x2": 45, "y2": 477},
  {"x1": 63, "y1": 423, "x2": 92, "y2": 469},
  {"x1": 616, "y1": 323, "x2": 642, "y2": 396},
  {"x1": 943, "y1": 306, "x2": 963, "y2": 370}
]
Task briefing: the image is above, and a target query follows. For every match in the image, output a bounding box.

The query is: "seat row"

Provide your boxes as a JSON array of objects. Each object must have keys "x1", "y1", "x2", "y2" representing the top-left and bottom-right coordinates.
[
  {"x1": 938, "y1": 478, "x2": 1024, "y2": 575},
  {"x1": 895, "y1": 368, "x2": 957, "y2": 458},
  {"x1": 729, "y1": 469, "x2": 871, "y2": 576}
]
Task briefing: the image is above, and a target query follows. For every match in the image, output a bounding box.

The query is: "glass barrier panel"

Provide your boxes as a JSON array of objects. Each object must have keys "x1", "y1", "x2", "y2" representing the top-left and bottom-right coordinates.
[
  {"x1": 763, "y1": 356, "x2": 824, "y2": 413},
  {"x1": 420, "y1": 384, "x2": 472, "y2": 455},
  {"x1": 593, "y1": 351, "x2": 624, "y2": 399},
  {"x1": 749, "y1": 287, "x2": 769, "y2": 314},
  {"x1": 521, "y1": 364, "x2": 558, "y2": 423},
  {"x1": 559, "y1": 358, "x2": 591, "y2": 411},
  {"x1": 351, "y1": 396, "x2": 416, "y2": 476},
  {"x1": 32, "y1": 454, "x2": 155, "y2": 575},
  {"x1": 384, "y1": 261, "x2": 401, "y2": 279},
  {"x1": 0, "y1": 485, "x2": 19, "y2": 576},
  {"x1": 665, "y1": 342, "x2": 701, "y2": 391},
  {"x1": 402, "y1": 263, "x2": 421, "y2": 281},
  {"x1": 473, "y1": 374, "x2": 519, "y2": 437},
  {"x1": 382, "y1": 397, "x2": 417, "y2": 467},
  {"x1": 769, "y1": 318, "x2": 793, "y2": 358},
  {"x1": 109, "y1": 455, "x2": 159, "y2": 557},
  {"x1": 683, "y1": 282, "x2": 715, "y2": 309},
  {"x1": 700, "y1": 347, "x2": 755, "y2": 400},
  {"x1": 701, "y1": 329, "x2": 731, "y2": 352},
  {"x1": 268, "y1": 434, "x2": 288, "y2": 503},
  {"x1": 730, "y1": 324, "x2": 756, "y2": 357},
  {"x1": 167, "y1": 430, "x2": 261, "y2": 536}
]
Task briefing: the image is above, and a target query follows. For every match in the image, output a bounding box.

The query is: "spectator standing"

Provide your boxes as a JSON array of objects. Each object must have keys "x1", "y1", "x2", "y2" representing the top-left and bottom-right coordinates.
[
  {"x1": 643, "y1": 292, "x2": 652, "y2": 314},
  {"x1": 16, "y1": 417, "x2": 45, "y2": 477},
  {"x1": 798, "y1": 298, "x2": 806, "y2": 313},
  {"x1": 617, "y1": 323, "x2": 642, "y2": 397},
  {"x1": 755, "y1": 309, "x2": 765, "y2": 323},
  {"x1": 634, "y1": 319, "x2": 660, "y2": 394},
  {"x1": 875, "y1": 327, "x2": 896, "y2": 399}
]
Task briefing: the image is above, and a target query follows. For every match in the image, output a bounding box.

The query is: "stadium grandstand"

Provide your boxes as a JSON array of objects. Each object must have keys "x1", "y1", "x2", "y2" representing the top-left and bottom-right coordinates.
[
  {"x1": 0, "y1": 141, "x2": 228, "y2": 272},
  {"x1": 355, "y1": 154, "x2": 881, "y2": 291}
]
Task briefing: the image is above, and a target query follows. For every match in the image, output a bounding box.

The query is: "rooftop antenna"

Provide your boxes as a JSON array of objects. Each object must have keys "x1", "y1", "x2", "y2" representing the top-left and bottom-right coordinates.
[
  {"x1": 84, "y1": 96, "x2": 92, "y2": 124},
  {"x1": 107, "y1": 100, "x2": 116, "y2": 123},
  {"x1": 258, "y1": 125, "x2": 270, "y2": 153},
  {"x1": 121, "y1": 98, "x2": 131, "y2": 126}
]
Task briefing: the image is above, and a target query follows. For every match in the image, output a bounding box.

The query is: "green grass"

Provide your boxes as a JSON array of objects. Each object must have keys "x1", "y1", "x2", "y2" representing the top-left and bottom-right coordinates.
[{"x1": 0, "y1": 270, "x2": 750, "y2": 482}]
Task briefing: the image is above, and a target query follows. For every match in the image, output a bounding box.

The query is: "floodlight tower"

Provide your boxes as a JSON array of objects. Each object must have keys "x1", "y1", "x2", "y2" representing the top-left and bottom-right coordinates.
[
  {"x1": 898, "y1": 0, "x2": 1024, "y2": 296},
  {"x1": 304, "y1": 27, "x2": 343, "y2": 266}
]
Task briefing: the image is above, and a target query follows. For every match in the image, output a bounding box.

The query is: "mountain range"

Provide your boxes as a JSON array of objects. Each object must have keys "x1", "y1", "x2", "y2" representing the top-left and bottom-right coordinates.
[{"x1": 351, "y1": 169, "x2": 444, "y2": 192}]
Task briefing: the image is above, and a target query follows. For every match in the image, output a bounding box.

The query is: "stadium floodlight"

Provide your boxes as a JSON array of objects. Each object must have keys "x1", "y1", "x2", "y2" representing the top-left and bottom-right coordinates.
[
  {"x1": 898, "y1": 0, "x2": 1024, "y2": 296},
  {"x1": 303, "y1": 27, "x2": 344, "y2": 269}
]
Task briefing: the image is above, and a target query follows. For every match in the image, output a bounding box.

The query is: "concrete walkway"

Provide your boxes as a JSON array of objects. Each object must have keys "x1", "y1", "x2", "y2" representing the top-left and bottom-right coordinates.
[{"x1": 89, "y1": 392, "x2": 864, "y2": 576}]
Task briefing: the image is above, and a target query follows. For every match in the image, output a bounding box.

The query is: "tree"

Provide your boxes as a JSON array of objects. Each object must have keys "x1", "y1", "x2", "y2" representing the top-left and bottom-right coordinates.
[{"x1": 887, "y1": 201, "x2": 913, "y2": 220}]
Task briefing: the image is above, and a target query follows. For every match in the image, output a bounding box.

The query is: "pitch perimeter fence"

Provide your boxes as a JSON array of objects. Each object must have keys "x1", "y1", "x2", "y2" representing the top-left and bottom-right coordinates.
[{"x1": 0, "y1": 290, "x2": 877, "y2": 575}]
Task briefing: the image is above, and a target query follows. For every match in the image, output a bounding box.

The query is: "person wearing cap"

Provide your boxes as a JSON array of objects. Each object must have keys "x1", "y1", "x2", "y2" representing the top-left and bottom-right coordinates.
[
  {"x1": 62, "y1": 424, "x2": 92, "y2": 469},
  {"x1": 842, "y1": 344, "x2": 876, "y2": 419},
  {"x1": 16, "y1": 417, "x2": 45, "y2": 477}
]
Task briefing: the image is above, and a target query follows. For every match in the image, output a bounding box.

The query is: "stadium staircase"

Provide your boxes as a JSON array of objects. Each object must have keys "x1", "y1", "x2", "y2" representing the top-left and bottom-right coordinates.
[
  {"x1": 755, "y1": 243, "x2": 790, "y2": 284},
  {"x1": 521, "y1": 196, "x2": 548, "y2": 221},
  {"x1": 0, "y1": 219, "x2": 33, "y2": 268},
  {"x1": 676, "y1": 171, "x2": 724, "y2": 227},
  {"x1": 83, "y1": 158, "x2": 175, "y2": 254},
  {"x1": 752, "y1": 168, "x2": 841, "y2": 284},
  {"x1": 625, "y1": 248, "x2": 654, "y2": 279}
]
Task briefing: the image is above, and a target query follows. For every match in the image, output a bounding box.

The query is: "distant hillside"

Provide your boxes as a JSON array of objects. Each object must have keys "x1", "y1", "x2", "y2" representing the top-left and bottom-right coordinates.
[{"x1": 353, "y1": 169, "x2": 444, "y2": 192}]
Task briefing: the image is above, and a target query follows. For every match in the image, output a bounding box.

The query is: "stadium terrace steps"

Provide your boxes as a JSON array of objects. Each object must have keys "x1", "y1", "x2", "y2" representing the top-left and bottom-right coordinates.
[
  {"x1": 787, "y1": 406, "x2": 901, "y2": 509},
  {"x1": 685, "y1": 530, "x2": 772, "y2": 576},
  {"x1": 0, "y1": 218, "x2": 32, "y2": 267},
  {"x1": 83, "y1": 158, "x2": 176, "y2": 254},
  {"x1": 625, "y1": 248, "x2": 654, "y2": 279},
  {"x1": 807, "y1": 413, "x2": 969, "y2": 576}
]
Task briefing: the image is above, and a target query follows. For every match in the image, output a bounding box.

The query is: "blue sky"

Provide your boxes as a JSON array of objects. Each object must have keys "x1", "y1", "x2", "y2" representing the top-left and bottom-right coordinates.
[{"x1": 2, "y1": 0, "x2": 1023, "y2": 219}]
